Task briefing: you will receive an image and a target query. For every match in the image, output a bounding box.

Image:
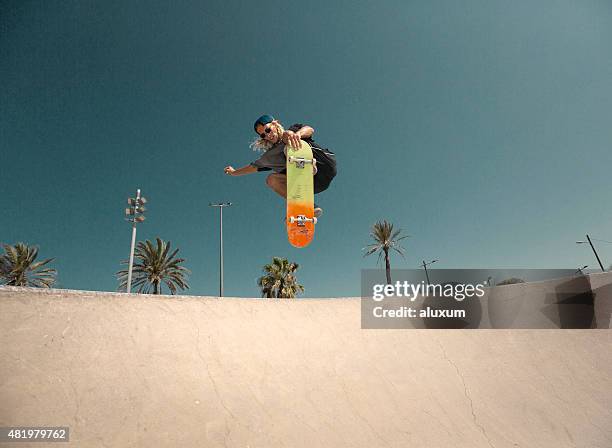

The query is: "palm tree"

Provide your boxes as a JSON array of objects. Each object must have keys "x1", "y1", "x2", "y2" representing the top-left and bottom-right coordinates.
[
  {"x1": 257, "y1": 257, "x2": 304, "y2": 298},
  {"x1": 0, "y1": 243, "x2": 57, "y2": 287},
  {"x1": 363, "y1": 220, "x2": 409, "y2": 284},
  {"x1": 117, "y1": 238, "x2": 190, "y2": 295}
]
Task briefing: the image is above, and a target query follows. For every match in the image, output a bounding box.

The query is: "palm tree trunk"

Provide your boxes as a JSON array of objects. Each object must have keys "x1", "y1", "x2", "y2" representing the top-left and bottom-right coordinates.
[{"x1": 384, "y1": 249, "x2": 392, "y2": 284}]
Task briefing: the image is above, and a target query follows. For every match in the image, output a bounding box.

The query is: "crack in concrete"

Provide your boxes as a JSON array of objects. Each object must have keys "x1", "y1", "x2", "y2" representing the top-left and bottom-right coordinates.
[{"x1": 436, "y1": 339, "x2": 496, "y2": 448}]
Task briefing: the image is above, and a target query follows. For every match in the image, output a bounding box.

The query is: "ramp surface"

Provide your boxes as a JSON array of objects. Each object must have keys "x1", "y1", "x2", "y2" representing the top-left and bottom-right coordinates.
[{"x1": 1, "y1": 286, "x2": 611, "y2": 447}]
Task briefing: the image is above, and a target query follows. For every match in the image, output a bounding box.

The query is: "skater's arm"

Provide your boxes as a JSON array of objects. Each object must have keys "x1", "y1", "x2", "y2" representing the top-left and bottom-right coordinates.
[
  {"x1": 295, "y1": 125, "x2": 314, "y2": 139},
  {"x1": 282, "y1": 125, "x2": 314, "y2": 147},
  {"x1": 224, "y1": 164, "x2": 257, "y2": 176}
]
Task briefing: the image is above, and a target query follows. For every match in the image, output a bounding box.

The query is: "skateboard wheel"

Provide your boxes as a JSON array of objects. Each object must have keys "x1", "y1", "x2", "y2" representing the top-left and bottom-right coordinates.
[{"x1": 313, "y1": 217, "x2": 317, "y2": 224}]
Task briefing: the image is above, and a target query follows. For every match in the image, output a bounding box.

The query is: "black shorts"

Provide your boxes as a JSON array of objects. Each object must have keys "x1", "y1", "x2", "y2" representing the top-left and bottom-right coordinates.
[
  {"x1": 280, "y1": 147, "x2": 337, "y2": 194},
  {"x1": 312, "y1": 147, "x2": 337, "y2": 194}
]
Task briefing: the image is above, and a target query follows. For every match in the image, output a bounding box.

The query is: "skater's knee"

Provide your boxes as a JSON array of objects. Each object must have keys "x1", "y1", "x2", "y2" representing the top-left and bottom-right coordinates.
[
  {"x1": 266, "y1": 173, "x2": 282, "y2": 188},
  {"x1": 266, "y1": 174, "x2": 275, "y2": 187}
]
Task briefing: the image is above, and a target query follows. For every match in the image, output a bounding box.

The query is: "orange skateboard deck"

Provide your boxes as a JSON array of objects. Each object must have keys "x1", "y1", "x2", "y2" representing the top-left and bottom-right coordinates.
[{"x1": 286, "y1": 141, "x2": 316, "y2": 248}]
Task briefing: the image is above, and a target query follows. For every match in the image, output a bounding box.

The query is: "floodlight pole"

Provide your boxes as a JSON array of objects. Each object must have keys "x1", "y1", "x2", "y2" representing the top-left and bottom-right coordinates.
[
  {"x1": 125, "y1": 189, "x2": 147, "y2": 293},
  {"x1": 127, "y1": 221, "x2": 137, "y2": 291},
  {"x1": 209, "y1": 202, "x2": 232, "y2": 297},
  {"x1": 126, "y1": 189, "x2": 141, "y2": 293}
]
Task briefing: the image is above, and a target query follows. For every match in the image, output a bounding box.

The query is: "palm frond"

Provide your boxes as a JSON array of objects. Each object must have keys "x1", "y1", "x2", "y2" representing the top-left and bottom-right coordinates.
[
  {"x1": 0, "y1": 243, "x2": 57, "y2": 287},
  {"x1": 362, "y1": 220, "x2": 410, "y2": 270},
  {"x1": 257, "y1": 257, "x2": 304, "y2": 298}
]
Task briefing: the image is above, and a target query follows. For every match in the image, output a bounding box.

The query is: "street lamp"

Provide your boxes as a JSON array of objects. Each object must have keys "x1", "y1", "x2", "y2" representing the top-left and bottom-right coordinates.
[
  {"x1": 576, "y1": 234, "x2": 605, "y2": 272},
  {"x1": 125, "y1": 189, "x2": 147, "y2": 293},
  {"x1": 209, "y1": 202, "x2": 232, "y2": 297},
  {"x1": 575, "y1": 265, "x2": 588, "y2": 276},
  {"x1": 420, "y1": 259, "x2": 438, "y2": 284}
]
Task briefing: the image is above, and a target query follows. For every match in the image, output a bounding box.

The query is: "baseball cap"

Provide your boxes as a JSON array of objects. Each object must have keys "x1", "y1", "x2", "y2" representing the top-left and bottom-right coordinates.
[{"x1": 253, "y1": 114, "x2": 275, "y2": 132}]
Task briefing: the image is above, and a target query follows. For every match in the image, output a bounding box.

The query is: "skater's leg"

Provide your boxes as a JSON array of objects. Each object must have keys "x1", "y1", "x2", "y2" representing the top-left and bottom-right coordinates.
[{"x1": 266, "y1": 173, "x2": 287, "y2": 199}]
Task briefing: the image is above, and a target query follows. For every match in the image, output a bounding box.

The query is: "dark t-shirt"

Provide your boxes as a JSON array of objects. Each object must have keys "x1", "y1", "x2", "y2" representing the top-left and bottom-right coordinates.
[{"x1": 250, "y1": 123, "x2": 322, "y2": 172}]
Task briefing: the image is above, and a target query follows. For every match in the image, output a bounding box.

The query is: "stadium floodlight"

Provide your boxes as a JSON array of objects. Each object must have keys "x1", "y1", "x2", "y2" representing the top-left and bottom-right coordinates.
[{"x1": 124, "y1": 189, "x2": 148, "y2": 293}]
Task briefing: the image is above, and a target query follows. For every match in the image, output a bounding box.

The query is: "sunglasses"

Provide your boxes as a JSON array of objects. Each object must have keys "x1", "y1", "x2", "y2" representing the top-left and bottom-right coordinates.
[{"x1": 258, "y1": 127, "x2": 273, "y2": 139}]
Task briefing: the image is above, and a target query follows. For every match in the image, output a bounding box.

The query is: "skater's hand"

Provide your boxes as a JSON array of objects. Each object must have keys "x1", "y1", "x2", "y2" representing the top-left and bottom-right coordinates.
[
  {"x1": 282, "y1": 130, "x2": 302, "y2": 148},
  {"x1": 224, "y1": 165, "x2": 257, "y2": 176}
]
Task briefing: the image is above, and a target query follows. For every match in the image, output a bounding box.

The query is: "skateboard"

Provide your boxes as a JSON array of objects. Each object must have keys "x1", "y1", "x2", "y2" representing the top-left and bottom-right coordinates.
[{"x1": 286, "y1": 141, "x2": 317, "y2": 248}]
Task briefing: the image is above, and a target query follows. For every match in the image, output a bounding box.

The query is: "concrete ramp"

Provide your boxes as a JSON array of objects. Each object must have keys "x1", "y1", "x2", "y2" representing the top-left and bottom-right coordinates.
[{"x1": 1, "y1": 286, "x2": 611, "y2": 447}]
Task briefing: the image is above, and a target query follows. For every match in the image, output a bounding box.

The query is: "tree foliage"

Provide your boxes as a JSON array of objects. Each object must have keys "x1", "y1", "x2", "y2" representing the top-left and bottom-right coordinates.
[
  {"x1": 0, "y1": 243, "x2": 57, "y2": 287},
  {"x1": 257, "y1": 257, "x2": 304, "y2": 299},
  {"x1": 117, "y1": 238, "x2": 190, "y2": 295},
  {"x1": 363, "y1": 220, "x2": 409, "y2": 284}
]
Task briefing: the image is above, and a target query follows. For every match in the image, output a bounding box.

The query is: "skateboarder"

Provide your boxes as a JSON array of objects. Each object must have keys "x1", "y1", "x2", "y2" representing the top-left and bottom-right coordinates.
[{"x1": 224, "y1": 115, "x2": 336, "y2": 217}]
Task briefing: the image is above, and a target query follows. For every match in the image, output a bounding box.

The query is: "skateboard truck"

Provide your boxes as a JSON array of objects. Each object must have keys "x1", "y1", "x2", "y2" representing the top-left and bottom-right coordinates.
[
  {"x1": 288, "y1": 156, "x2": 317, "y2": 174},
  {"x1": 289, "y1": 214, "x2": 317, "y2": 226},
  {"x1": 288, "y1": 156, "x2": 313, "y2": 168}
]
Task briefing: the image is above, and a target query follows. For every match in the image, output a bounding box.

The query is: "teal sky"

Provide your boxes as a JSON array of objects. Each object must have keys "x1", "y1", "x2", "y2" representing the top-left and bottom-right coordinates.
[{"x1": 2, "y1": 0, "x2": 612, "y2": 297}]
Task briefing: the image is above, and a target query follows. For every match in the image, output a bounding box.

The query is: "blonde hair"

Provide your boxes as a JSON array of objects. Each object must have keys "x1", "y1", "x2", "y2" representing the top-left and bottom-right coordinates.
[{"x1": 249, "y1": 121, "x2": 285, "y2": 152}]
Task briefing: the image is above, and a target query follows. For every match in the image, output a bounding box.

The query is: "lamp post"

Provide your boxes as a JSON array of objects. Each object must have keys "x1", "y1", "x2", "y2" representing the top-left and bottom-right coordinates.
[
  {"x1": 209, "y1": 202, "x2": 232, "y2": 297},
  {"x1": 125, "y1": 189, "x2": 147, "y2": 293},
  {"x1": 576, "y1": 234, "x2": 605, "y2": 272},
  {"x1": 420, "y1": 259, "x2": 438, "y2": 285}
]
